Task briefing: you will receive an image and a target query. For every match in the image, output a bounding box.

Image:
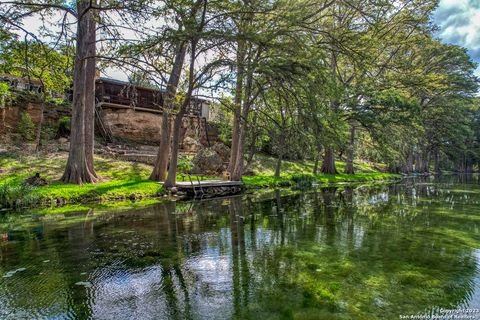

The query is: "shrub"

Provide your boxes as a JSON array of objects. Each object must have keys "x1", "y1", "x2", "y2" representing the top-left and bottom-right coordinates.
[
  {"x1": 216, "y1": 122, "x2": 232, "y2": 146},
  {"x1": 0, "y1": 82, "x2": 11, "y2": 108},
  {"x1": 56, "y1": 116, "x2": 71, "y2": 137},
  {"x1": 0, "y1": 181, "x2": 39, "y2": 209},
  {"x1": 18, "y1": 112, "x2": 36, "y2": 141},
  {"x1": 46, "y1": 96, "x2": 69, "y2": 107},
  {"x1": 291, "y1": 174, "x2": 316, "y2": 189},
  {"x1": 13, "y1": 90, "x2": 43, "y2": 104},
  {"x1": 177, "y1": 156, "x2": 193, "y2": 173},
  {"x1": 40, "y1": 125, "x2": 57, "y2": 145}
]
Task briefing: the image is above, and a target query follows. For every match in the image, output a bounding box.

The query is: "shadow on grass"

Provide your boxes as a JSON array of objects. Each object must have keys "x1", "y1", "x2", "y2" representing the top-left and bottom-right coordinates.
[
  {"x1": 95, "y1": 160, "x2": 150, "y2": 180},
  {"x1": 35, "y1": 178, "x2": 162, "y2": 202}
]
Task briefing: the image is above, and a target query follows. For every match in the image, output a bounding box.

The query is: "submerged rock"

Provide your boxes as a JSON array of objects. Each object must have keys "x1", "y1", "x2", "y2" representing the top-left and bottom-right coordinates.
[
  {"x1": 3, "y1": 267, "x2": 26, "y2": 278},
  {"x1": 75, "y1": 281, "x2": 92, "y2": 288}
]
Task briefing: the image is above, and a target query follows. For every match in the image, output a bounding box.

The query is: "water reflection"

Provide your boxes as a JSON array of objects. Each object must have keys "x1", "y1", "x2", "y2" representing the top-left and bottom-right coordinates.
[{"x1": 1, "y1": 176, "x2": 480, "y2": 319}]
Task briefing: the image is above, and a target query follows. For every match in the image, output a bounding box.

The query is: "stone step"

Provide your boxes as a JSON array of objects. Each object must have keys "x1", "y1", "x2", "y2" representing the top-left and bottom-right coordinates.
[
  {"x1": 116, "y1": 153, "x2": 157, "y2": 165},
  {"x1": 104, "y1": 148, "x2": 156, "y2": 156},
  {"x1": 96, "y1": 145, "x2": 196, "y2": 165}
]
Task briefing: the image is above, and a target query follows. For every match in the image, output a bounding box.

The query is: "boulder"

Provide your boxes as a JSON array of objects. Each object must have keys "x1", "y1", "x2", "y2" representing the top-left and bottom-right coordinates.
[
  {"x1": 58, "y1": 142, "x2": 70, "y2": 152},
  {"x1": 192, "y1": 147, "x2": 225, "y2": 174},
  {"x1": 210, "y1": 142, "x2": 230, "y2": 163},
  {"x1": 24, "y1": 143, "x2": 37, "y2": 153},
  {"x1": 25, "y1": 172, "x2": 48, "y2": 186},
  {"x1": 182, "y1": 137, "x2": 202, "y2": 153},
  {"x1": 243, "y1": 168, "x2": 255, "y2": 176}
]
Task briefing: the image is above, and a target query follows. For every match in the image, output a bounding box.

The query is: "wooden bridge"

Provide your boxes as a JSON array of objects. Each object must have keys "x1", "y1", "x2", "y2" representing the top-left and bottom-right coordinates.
[{"x1": 176, "y1": 179, "x2": 244, "y2": 198}]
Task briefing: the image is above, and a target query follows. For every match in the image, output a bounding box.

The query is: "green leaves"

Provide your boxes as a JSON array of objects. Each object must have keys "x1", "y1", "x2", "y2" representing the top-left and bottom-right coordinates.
[{"x1": 0, "y1": 37, "x2": 72, "y2": 95}]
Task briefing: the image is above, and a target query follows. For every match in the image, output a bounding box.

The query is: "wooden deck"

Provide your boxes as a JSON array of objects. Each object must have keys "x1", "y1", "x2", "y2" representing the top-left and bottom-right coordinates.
[
  {"x1": 176, "y1": 180, "x2": 243, "y2": 187},
  {"x1": 176, "y1": 180, "x2": 244, "y2": 198}
]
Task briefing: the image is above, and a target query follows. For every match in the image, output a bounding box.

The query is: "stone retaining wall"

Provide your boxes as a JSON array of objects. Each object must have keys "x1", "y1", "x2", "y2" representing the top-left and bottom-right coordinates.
[
  {"x1": 100, "y1": 107, "x2": 210, "y2": 147},
  {"x1": 0, "y1": 101, "x2": 70, "y2": 134},
  {"x1": 1, "y1": 101, "x2": 217, "y2": 152}
]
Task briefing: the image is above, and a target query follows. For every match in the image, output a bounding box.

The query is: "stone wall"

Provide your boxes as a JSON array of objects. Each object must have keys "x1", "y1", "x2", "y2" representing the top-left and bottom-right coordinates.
[
  {"x1": 1, "y1": 101, "x2": 216, "y2": 152},
  {"x1": 100, "y1": 107, "x2": 210, "y2": 147},
  {"x1": 0, "y1": 101, "x2": 70, "y2": 134}
]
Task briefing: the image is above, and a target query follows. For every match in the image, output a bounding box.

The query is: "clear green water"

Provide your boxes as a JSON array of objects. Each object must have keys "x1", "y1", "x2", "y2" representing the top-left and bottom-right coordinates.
[{"x1": 1, "y1": 176, "x2": 480, "y2": 320}]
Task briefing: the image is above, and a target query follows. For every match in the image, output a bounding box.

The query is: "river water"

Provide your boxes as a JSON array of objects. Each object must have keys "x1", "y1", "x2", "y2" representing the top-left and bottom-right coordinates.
[{"x1": 1, "y1": 175, "x2": 480, "y2": 319}]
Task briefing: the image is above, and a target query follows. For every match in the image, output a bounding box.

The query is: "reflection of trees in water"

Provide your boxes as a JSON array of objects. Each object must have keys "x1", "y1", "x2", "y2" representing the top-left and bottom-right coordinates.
[
  {"x1": 0, "y1": 223, "x2": 92, "y2": 319},
  {"x1": 235, "y1": 185, "x2": 479, "y2": 319},
  {"x1": 228, "y1": 197, "x2": 251, "y2": 317},
  {"x1": 322, "y1": 187, "x2": 337, "y2": 246},
  {"x1": 1, "y1": 179, "x2": 480, "y2": 319}
]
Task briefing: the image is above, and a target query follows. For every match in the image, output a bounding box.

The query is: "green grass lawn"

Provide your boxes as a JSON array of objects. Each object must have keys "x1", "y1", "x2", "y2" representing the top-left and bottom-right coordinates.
[
  {"x1": 248, "y1": 154, "x2": 382, "y2": 175},
  {"x1": 242, "y1": 171, "x2": 399, "y2": 187},
  {"x1": 0, "y1": 152, "x2": 217, "y2": 207},
  {"x1": 243, "y1": 154, "x2": 399, "y2": 187},
  {"x1": 0, "y1": 151, "x2": 399, "y2": 209},
  {"x1": 0, "y1": 152, "x2": 166, "y2": 206}
]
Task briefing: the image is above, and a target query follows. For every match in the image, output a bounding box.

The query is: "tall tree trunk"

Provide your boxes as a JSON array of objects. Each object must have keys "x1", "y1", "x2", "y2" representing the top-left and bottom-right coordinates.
[
  {"x1": 313, "y1": 156, "x2": 319, "y2": 175},
  {"x1": 164, "y1": 35, "x2": 198, "y2": 188},
  {"x1": 465, "y1": 158, "x2": 473, "y2": 173},
  {"x1": 34, "y1": 100, "x2": 45, "y2": 151},
  {"x1": 423, "y1": 151, "x2": 430, "y2": 173},
  {"x1": 228, "y1": 39, "x2": 245, "y2": 175},
  {"x1": 344, "y1": 124, "x2": 355, "y2": 174},
  {"x1": 402, "y1": 151, "x2": 413, "y2": 174},
  {"x1": 84, "y1": 10, "x2": 97, "y2": 178},
  {"x1": 434, "y1": 149, "x2": 440, "y2": 174},
  {"x1": 61, "y1": 0, "x2": 96, "y2": 184},
  {"x1": 274, "y1": 151, "x2": 283, "y2": 178},
  {"x1": 161, "y1": 0, "x2": 207, "y2": 187},
  {"x1": 320, "y1": 48, "x2": 339, "y2": 176},
  {"x1": 228, "y1": 102, "x2": 241, "y2": 175},
  {"x1": 231, "y1": 47, "x2": 256, "y2": 182},
  {"x1": 164, "y1": 110, "x2": 185, "y2": 188},
  {"x1": 320, "y1": 147, "x2": 337, "y2": 174},
  {"x1": 407, "y1": 152, "x2": 413, "y2": 173},
  {"x1": 231, "y1": 119, "x2": 247, "y2": 181},
  {"x1": 150, "y1": 42, "x2": 187, "y2": 181},
  {"x1": 274, "y1": 134, "x2": 285, "y2": 178},
  {"x1": 415, "y1": 151, "x2": 425, "y2": 173},
  {"x1": 313, "y1": 144, "x2": 322, "y2": 175},
  {"x1": 458, "y1": 153, "x2": 466, "y2": 172},
  {"x1": 151, "y1": 112, "x2": 171, "y2": 180},
  {"x1": 245, "y1": 114, "x2": 258, "y2": 167},
  {"x1": 231, "y1": 80, "x2": 253, "y2": 181}
]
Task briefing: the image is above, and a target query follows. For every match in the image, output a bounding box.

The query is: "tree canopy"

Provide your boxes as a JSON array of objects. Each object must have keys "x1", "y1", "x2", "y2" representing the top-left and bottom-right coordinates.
[{"x1": 0, "y1": 0, "x2": 479, "y2": 184}]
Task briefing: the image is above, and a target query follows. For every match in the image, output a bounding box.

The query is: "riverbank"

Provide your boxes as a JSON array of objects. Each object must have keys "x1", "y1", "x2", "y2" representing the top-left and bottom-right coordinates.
[
  {"x1": 0, "y1": 151, "x2": 400, "y2": 209},
  {"x1": 1, "y1": 170, "x2": 477, "y2": 320}
]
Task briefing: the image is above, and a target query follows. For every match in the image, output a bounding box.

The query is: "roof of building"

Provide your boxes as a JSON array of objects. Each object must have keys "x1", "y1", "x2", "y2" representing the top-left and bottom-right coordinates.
[
  {"x1": 96, "y1": 77, "x2": 164, "y2": 93},
  {"x1": 97, "y1": 77, "x2": 211, "y2": 104}
]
